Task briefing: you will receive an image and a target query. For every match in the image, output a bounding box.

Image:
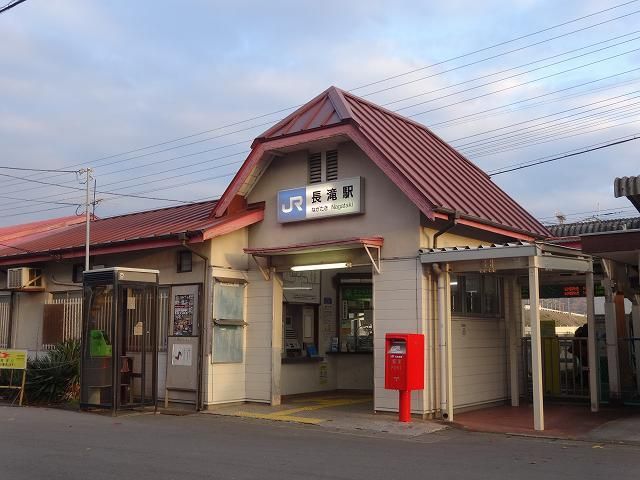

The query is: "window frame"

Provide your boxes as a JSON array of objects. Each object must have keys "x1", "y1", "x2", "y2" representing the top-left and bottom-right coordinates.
[
  {"x1": 177, "y1": 250, "x2": 193, "y2": 273},
  {"x1": 450, "y1": 274, "x2": 503, "y2": 317},
  {"x1": 211, "y1": 280, "x2": 246, "y2": 364}
]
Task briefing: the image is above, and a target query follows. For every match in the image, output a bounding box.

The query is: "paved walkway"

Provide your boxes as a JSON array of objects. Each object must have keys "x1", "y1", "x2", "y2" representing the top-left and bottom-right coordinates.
[
  {"x1": 204, "y1": 393, "x2": 446, "y2": 437},
  {"x1": 454, "y1": 404, "x2": 639, "y2": 440}
]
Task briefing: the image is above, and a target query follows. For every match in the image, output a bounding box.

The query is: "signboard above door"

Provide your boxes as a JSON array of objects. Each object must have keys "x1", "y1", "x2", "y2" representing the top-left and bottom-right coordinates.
[{"x1": 277, "y1": 177, "x2": 364, "y2": 223}]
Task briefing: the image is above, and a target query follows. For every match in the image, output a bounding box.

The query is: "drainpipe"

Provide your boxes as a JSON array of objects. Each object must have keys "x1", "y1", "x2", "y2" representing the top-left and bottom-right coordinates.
[
  {"x1": 432, "y1": 263, "x2": 451, "y2": 421},
  {"x1": 433, "y1": 213, "x2": 459, "y2": 248},
  {"x1": 181, "y1": 238, "x2": 209, "y2": 412}
]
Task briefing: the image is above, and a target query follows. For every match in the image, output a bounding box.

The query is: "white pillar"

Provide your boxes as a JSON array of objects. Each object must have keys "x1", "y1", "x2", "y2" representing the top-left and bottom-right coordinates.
[
  {"x1": 445, "y1": 266, "x2": 454, "y2": 422},
  {"x1": 528, "y1": 257, "x2": 544, "y2": 431},
  {"x1": 603, "y1": 293, "x2": 621, "y2": 400},
  {"x1": 436, "y1": 265, "x2": 453, "y2": 421},
  {"x1": 507, "y1": 276, "x2": 520, "y2": 407},
  {"x1": 586, "y1": 270, "x2": 599, "y2": 413},
  {"x1": 632, "y1": 296, "x2": 640, "y2": 396},
  {"x1": 271, "y1": 271, "x2": 283, "y2": 406}
]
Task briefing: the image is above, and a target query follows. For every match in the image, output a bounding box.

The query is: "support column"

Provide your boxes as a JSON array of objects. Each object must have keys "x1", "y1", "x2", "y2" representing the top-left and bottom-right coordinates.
[
  {"x1": 271, "y1": 271, "x2": 283, "y2": 406},
  {"x1": 603, "y1": 288, "x2": 621, "y2": 400},
  {"x1": 445, "y1": 266, "x2": 454, "y2": 422},
  {"x1": 528, "y1": 257, "x2": 544, "y2": 431},
  {"x1": 507, "y1": 276, "x2": 520, "y2": 407},
  {"x1": 586, "y1": 270, "x2": 599, "y2": 413},
  {"x1": 632, "y1": 294, "x2": 640, "y2": 396}
]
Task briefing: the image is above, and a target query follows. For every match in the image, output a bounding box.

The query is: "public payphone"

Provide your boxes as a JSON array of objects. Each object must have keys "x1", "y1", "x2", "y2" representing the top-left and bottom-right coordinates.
[
  {"x1": 80, "y1": 267, "x2": 159, "y2": 415},
  {"x1": 384, "y1": 333, "x2": 424, "y2": 422}
]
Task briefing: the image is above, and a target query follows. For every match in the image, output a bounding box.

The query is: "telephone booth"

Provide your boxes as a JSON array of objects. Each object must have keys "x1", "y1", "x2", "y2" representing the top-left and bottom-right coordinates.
[{"x1": 80, "y1": 267, "x2": 159, "y2": 414}]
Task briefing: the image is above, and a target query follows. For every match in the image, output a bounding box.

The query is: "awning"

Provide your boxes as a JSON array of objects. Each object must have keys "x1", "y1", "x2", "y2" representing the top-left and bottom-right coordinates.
[
  {"x1": 244, "y1": 236, "x2": 383, "y2": 256},
  {"x1": 419, "y1": 241, "x2": 591, "y2": 274},
  {"x1": 245, "y1": 236, "x2": 383, "y2": 276},
  {"x1": 614, "y1": 175, "x2": 640, "y2": 213}
]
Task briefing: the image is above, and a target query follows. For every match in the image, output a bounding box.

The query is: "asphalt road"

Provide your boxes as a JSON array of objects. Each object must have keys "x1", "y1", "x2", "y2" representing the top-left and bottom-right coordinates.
[{"x1": 1, "y1": 406, "x2": 639, "y2": 480}]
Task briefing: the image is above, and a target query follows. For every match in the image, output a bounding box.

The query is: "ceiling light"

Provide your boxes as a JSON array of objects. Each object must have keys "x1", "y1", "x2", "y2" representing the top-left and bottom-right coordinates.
[{"x1": 291, "y1": 262, "x2": 352, "y2": 272}]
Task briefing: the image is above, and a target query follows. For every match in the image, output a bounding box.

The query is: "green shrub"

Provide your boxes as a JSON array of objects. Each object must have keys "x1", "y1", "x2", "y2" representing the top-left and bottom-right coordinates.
[{"x1": 25, "y1": 339, "x2": 81, "y2": 404}]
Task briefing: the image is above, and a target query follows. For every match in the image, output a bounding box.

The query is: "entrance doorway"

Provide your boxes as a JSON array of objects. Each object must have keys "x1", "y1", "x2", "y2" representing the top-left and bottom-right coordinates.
[{"x1": 280, "y1": 268, "x2": 374, "y2": 398}]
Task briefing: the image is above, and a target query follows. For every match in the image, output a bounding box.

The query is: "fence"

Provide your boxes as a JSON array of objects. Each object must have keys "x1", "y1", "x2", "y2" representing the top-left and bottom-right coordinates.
[
  {"x1": 0, "y1": 295, "x2": 10, "y2": 348},
  {"x1": 522, "y1": 336, "x2": 590, "y2": 400},
  {"x1": 47, "y1": 288, "x2": 169, "y2": 352},
  {"x1": 46, "y1": 291, "x2": 83, "y2": 350}
]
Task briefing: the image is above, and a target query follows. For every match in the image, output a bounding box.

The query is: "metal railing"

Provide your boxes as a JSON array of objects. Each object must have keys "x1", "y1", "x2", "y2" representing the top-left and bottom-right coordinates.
[{"x1": 522, "y1": 336, "x2": 590, "y2": 400}]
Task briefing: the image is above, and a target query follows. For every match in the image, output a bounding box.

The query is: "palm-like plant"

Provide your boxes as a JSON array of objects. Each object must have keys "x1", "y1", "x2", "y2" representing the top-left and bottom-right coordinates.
[{"x1": 25, "y1": 339, "x2": 80, "y2": 404}]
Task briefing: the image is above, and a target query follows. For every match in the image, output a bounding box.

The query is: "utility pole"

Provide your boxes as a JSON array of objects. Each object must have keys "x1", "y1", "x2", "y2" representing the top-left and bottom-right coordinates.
[{"x1": 79, "y1": 168, "x2": 93, "y2": 271}]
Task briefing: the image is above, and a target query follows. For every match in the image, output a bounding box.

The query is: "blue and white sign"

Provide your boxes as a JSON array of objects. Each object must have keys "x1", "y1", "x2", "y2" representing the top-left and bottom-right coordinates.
[{"x1": 277, "y1": 177, "x2": 364, "y2": 223}]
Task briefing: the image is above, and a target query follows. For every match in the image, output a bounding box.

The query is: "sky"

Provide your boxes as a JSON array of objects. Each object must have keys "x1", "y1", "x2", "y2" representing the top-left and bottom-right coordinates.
[{"x1": 1, "y1": 0, "x2": 639, "y2": 227}]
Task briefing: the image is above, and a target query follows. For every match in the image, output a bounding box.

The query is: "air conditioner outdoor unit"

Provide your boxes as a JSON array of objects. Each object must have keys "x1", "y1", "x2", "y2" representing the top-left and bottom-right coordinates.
[{"x1": 7, "y1": 267, "x2": 43, "y2": 290}]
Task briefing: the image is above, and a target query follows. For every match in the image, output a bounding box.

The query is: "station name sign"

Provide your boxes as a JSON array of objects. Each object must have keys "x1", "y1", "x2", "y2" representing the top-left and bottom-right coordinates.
[{"x1": 277, "y1": 177, "x2": 364, "y2": 223}]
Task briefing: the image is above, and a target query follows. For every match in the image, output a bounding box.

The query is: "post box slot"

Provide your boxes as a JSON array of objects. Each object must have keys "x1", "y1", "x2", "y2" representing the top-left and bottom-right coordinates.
[{"x1": 388, "y1": 340, "x2": 406, "y2": 355}]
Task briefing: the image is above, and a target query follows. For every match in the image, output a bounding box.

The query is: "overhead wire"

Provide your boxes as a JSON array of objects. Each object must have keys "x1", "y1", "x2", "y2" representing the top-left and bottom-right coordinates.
[{"x1": 2, "y1": 0, "x2": 639, "y2": 193}]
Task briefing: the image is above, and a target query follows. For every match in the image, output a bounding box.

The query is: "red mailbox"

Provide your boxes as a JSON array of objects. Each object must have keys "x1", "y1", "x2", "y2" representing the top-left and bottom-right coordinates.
[{"x1": 385, "y1": 333, "x2": 424, "y2": 422}]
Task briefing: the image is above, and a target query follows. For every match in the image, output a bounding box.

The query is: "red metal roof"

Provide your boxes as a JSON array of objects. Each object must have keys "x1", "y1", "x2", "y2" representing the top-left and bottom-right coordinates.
[
  {"x1": 0, "y1": 215, "x2": 86, "y2": 242},
  {"x1": 0, "y1": 201, "x2": 264, "y2": 264},
  {"x1": 245, "y1": 236, "x2": 384, "y2": 256},
  {"x1": 220, "y1": 86, "x2": 549, "y2": 238}
]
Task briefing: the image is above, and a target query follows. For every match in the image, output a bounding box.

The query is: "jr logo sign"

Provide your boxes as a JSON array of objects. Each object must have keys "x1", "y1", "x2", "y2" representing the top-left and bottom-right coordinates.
[
  {"x1": 277, "y1": 187, "x2": 307, "y2": 222},
  {"x1": 276, "y1": 177, "x2": 364, "y2": 223}
]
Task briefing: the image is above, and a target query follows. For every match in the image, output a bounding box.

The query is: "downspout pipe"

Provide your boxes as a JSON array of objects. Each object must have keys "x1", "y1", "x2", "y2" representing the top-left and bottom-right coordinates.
[
  {"x1": 181, "y1": 237, "x2": 209, "y2": 412},
  {"x1": 432, "y1": 263, "x2": 450, "y2": 420},
  {"x1": 433, "y1": 212, "x2": 459, "y2": 249}
]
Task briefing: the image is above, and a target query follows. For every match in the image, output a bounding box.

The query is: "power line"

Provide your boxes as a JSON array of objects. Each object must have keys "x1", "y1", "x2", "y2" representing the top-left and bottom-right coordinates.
[
  {"x1": 373, "y1": 21, "x2": 640, "y2": 101},
  {"x1": 448, "y1": 87, "x2": 640, "y2": 145},
  {"x1": 489, "y1": 134, "x2": 640, "y2": 175},
  {"x1": 2, "y1": 0, "x2": 638, "y2": 192},
  {"x1": 0, "y1": 166, "x2": 78, "y2": 173},
  {"x1": 455, "y1": 95, "x2": 640, "y2": 152},
  {"x1": 0, "y1": 0, "x2": 27, "y2": 15},
  {"x1": 468, "y1": 114, "x2": 640, "y2": 158},
  {"x1": 7, "y1": 39, "x2": 640, "y2": 201},
  {"x1": 429, "y1": 67, "x2": 640, "y2": 128},
  {"x1": 350, "y1": 0, "x2": 640, "y2": 92}
]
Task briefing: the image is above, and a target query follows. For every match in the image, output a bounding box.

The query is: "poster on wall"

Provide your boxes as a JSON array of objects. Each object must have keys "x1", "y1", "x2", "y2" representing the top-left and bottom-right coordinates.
[
  {"x1": 173, "y1": 294, "x2": 195, "y2": 336},
  {"x1": 171, "y1": 343, "x2": 193, "y2": 366}
]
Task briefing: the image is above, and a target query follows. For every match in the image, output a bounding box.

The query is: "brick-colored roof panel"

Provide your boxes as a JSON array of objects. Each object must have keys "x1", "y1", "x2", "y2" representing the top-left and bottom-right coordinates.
[
  {"x1": 0, "y1": 201, "x2": 219, "y2": 258},
  {"x1": 250, "y1": 86, "x2": 549, "y2": 238}
]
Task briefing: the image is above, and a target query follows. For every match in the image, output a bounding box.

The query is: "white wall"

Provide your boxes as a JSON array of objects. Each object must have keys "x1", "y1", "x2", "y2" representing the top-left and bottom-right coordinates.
[
  {"x1": 373, "y1": 258, "x2": 428, "y2": 414},
  {"x1": 244, "y1": 270, "x2": 278, "y2": 403},
  {"x1": 451, "y1": 315, "x2": 508, "y2": 409}
]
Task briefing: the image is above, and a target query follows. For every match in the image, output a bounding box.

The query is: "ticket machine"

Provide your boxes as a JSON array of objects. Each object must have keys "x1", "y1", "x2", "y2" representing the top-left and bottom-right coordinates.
[{"x1": 385, "y1": 333, "x2": 424, "y2": 422}]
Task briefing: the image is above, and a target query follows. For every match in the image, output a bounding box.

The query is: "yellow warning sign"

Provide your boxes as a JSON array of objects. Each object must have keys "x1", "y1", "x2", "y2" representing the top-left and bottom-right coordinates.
[{"x1": 0, "y1": 349, "x2": 28, "y2": 370}]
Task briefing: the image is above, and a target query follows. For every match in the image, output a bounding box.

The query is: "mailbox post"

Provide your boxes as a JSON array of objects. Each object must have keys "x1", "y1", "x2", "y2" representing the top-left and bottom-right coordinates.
[{"x1": 385, "y1": 333, "x2": 424, "y2": 422}]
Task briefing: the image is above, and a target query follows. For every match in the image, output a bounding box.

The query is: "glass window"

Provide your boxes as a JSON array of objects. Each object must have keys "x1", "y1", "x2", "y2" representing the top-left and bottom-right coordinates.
[
  {"x1": 212, "y1": 282, "x2": 245, "y2": 363},
  {"x1": 483, "y1": 276, "x2": 500, "y2": 314},
  {"x1": 214, "y1": 283, "x2": 244, "y2": 320},
  {"x1": 464, "y1": 275, "x2": 482, "y2": 314},
  {"x1": 451, "y1": 274, "x2": 501, "y2": 316},
  {"x1": 212, "y1": 324, "x2": 243, "y2": 363},
  {"x1": 339, "y1": 285, "x2": 373, "y2": 352},
  {"x1": 450, "y1": 275, "x2": 463, "y2": 313},
  {"x1": 177, "y1": 251, "x2": 192, "y2": 273}
]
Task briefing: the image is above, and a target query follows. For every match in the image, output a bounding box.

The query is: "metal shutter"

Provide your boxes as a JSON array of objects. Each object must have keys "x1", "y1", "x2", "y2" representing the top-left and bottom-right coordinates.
[
  {"x1": 326, "y1": 150, "x2": 338, "y2": 181},
  {"x1": 308, "y1": 152, "x2": 322, "y2": 184}
]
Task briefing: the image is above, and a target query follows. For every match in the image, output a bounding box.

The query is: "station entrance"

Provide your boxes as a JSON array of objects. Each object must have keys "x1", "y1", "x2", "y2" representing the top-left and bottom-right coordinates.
[{"x1": 80, "y1": 267, "x2": 159, "y2": 414}]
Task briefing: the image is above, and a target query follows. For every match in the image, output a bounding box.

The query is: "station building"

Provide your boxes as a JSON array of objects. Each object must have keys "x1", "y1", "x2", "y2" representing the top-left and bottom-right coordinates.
[{"x1": 0, "y1": 86, "x2": 599, "y2": 429}]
